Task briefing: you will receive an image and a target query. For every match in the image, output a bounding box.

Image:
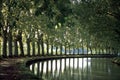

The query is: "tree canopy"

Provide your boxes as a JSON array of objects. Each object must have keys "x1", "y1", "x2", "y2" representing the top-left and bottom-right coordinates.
[{"x1": 0, "y1": 0, "x2": 120, "y2": 57}]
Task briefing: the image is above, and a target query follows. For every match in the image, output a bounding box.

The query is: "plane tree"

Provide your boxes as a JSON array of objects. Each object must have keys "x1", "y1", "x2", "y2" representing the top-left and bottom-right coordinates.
[{"x1": 0, "y1": 0, "x2": 35, "y2": 57}]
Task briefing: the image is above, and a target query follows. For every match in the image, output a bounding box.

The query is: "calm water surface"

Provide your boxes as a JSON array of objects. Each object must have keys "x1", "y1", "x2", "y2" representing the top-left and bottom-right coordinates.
[{"x1": 29, "y1": 58, "x2": 120, "y2": 80}]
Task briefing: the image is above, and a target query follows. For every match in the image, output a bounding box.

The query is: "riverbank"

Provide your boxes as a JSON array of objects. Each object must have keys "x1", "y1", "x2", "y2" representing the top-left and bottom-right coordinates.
[
  {"x1": 0, "y1": 57, "x2": 41, "y2": 80},
  {"x1": 0, "y1": 55, "x2": 118, "y2": 80}
]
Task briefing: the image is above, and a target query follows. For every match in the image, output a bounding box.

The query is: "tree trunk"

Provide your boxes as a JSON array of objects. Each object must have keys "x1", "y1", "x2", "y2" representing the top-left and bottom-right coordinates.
[
  {"x1": 105, "y1": 47, "x2": 108, "y2": 54},
  {"x1": 65, "y1": 45, "x2": 67, "y2": 55},
  {"x1": 19, "y1": 40, "x2": 24, "y2": 56},
  {"x1": 82, "y1": 40, "x2": 84, "y2": 54},
  {"x1": 100, "y1": 48, "x2": 103, "y2": 54},
  {"x1": 27, "y1": 38, "x2": 31, "y2": 56},
  {"x1": 102, "y1": 48, "x2": 104, "y2": 54},
  {"x1": 87, "y1": 42, "x2": 89, "y2": 54},
  {"x1": 2, "y1": 29, "x2": 7, "y2": 57},
  {"x1": 77, "y1": 48, "x2": 79, "y2": 55},
  {"x1": 68, "y1": 45, "x2": 70, "y2": 55},
  {"x1": 51, "y1": 45, "x2": 53, "y2": 55},
  {"x1": 110, "y1": 47, "x2": 113, "y2": 54},
  {"x1": 17, "y1": 31, "x2": 24, "y2": 56},
  {"x1": 89, "y1": 46, "x2": 92, "y2": 54},
  {"x1": 98, "y1": 47, "x2": 101, "y2": 54},
  {"x1": 8, "y1": 30, "x2": 12, "y2": 57},
  {"x1": 108, "y1": 47, "x2": 111, "y2": 54},
  {"x1": 0, "y1": 2, "x2": 2, "y2": 58},
  {"x1": 14, "y1": 39, "x2": 18, "y2": 57},
  {"x1": 0, "y1": 39, "x2": 2, "y2": 58},
  {"x1": 37, "y1": 40, "x2": 40, "y2": 56},
  {"x1": 32, "y1": 41, "x2": 35, "y2": 56},
  {"x1": 56, "y1": 46, "x2": 58, "y2": 55},
  {"x1": 41, "y1": 38, "x2": 44, "y2": 56},
  {"x1": 73, "y1": 47, "x2": 75, "y2": 55},
  {"x1": 94, "y1": 47, "x2": 97, "y2": 54},
  {"x1": 60, "y1": 44, "x2": 62, "y2": 55},
  {"x1": 46, "y1": 39, "x2": 49, "y2": 55}
]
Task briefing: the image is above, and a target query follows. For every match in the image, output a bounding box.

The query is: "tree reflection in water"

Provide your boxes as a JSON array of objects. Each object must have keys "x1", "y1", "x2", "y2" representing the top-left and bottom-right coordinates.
[{"x1": 30, "y1": 58, "x2": 120, "y2": 80}]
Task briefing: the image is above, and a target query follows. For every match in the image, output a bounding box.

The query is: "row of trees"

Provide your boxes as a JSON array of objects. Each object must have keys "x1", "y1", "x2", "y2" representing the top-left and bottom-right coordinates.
[{"x1": 0, "y1": 0, "x2": 120, "y2": 58}]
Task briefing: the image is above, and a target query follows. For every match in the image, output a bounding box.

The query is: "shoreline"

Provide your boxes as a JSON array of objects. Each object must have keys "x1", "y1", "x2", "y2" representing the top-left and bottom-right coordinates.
[{"x1": 0, "y1": 55, "x2": 119, "y2": 80}]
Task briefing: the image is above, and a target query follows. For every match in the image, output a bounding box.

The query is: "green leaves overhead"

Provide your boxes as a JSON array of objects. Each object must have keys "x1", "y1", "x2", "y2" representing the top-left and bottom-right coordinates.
[
  {"x1": 0, "y1": 0, "x2": 120, "y2": 51},
  {"x1": 34, "y1": 0, "x2": 73, "y2": 25}
]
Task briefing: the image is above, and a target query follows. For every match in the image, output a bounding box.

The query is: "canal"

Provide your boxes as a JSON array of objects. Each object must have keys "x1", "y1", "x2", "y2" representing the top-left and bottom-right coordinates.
[{"x1": 29, "y1": 58, "x2": 120, "y2": 80}]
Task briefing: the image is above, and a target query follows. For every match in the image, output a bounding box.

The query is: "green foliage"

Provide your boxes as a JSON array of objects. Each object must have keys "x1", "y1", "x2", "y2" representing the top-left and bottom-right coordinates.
[{"x1": 0, "y1": 0, "x2": 120, "y2": 56}]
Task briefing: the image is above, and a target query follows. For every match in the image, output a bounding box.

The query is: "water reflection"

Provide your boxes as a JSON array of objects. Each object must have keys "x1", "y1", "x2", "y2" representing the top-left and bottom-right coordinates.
[{"x1": 30, "y1": 58, "x2": 120, "y2": 80}]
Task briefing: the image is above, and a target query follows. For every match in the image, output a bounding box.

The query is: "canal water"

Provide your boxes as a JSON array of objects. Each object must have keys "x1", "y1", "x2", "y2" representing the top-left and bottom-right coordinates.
[{"x1": 29, "y1": 58, "x2": 120, "y2": 80}]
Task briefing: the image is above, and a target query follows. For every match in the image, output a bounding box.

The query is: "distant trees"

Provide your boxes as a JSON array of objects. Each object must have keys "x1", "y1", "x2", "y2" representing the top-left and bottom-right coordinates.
[{"x1": 73, "y1": 0, "x2": 120, "y2": 54}]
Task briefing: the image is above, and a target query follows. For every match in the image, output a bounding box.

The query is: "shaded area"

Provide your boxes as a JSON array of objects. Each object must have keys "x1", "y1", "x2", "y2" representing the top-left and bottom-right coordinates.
[
  {"x1": 0, "y1": 58, "x2": 40, "y2": 80},
  {"x1": 0, "y1": 62, "x2": 19, "y2": 80}
]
